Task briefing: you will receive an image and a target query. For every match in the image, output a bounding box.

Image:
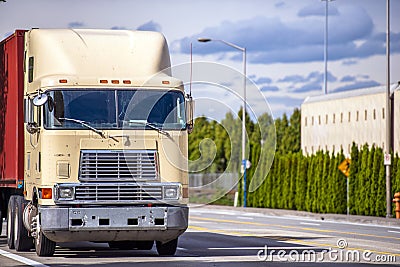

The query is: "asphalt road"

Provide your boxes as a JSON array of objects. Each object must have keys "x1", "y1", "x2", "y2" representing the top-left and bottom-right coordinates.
[{"x1": 1, "y1": 206, "x2": 399, "y2": 266}]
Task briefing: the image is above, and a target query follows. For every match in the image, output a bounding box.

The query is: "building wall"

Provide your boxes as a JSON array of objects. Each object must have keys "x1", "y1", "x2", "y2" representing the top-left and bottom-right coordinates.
[{"x1": 301, "y1": 86, "x2": 391, "y2": 156}]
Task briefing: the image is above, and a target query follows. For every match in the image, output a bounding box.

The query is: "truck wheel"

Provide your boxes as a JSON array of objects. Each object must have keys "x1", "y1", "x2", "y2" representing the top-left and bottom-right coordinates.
[
  {"x1": 7, "y1": 196, "x2": 16, "y2": 249},
  {"x1": 156, "y1": 238, "x2": 178, "y2": 256},
  {"x1": 0, "y1": 210, "x2": 2, "y2": 236},
  {"x1": 34, "y1": 215, "x2": 56, "y2": 256},
  {"x1": 14, "y1": 196, "x2": 34, "y2": 251}
]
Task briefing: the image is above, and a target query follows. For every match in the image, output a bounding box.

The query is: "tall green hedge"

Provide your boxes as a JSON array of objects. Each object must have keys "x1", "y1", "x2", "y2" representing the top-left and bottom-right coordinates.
[
  {"x1": 188, "y1": 108, "x2": 400, "y2": 217},
  {"x1": 244, "y1": 143, "x2": 400, "y2": 217}
]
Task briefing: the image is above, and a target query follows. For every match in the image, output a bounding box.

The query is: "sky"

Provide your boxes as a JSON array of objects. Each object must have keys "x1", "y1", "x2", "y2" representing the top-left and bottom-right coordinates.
[{"x1": 1, "y1": 0, "x2": 399, "y2": 120}]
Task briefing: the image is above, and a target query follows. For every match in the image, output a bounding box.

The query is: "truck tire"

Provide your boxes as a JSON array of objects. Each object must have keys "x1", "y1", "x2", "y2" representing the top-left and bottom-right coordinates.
[
  {"x1": 0, "y1": 210, "x2": 2, "y2": 236},
  {"x1": 7, "y1": 196, "x2": 16, "y2": 249},
  {"x1": 156, "y1": 238, "x2": 178, "y2": 256},
  {"x1": 34, "y1": 215, "x2": 56, "y2": 256},
  {"x1": 14, "y1": 196, "x2": 34, "y2": 251}
]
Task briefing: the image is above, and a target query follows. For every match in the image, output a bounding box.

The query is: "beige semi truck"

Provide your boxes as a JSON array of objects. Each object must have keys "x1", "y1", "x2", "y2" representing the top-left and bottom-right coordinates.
[{"x1": 0, "y1": 29, "x2": 193, "y2": 256}]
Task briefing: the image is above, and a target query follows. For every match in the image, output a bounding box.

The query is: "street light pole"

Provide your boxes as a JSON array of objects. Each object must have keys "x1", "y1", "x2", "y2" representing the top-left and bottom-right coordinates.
[
  {"x1": 198, "y1": 38, "x2": 248, "y2": 207},
  {"x1": 385, "y1": 0, "x2": 392, "y2": 218},
  {"x1": 321, "y1": 0, "x2": 333, "y2": 95}
]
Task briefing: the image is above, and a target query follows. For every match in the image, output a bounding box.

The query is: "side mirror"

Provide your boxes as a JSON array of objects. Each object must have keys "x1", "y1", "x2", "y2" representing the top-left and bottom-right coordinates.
[
  {"x1": 26, "y1": 122, "x2": 39, "y2": 134},
  {"x1": 185, "y1": 95, "x2": 195, "y2": 134},
  {"x1": 24, "y1": 95, "x2": 41, "y2": 134},
  {"x1": 32, "y1": 93, "x2": 48, "y2": 106}
]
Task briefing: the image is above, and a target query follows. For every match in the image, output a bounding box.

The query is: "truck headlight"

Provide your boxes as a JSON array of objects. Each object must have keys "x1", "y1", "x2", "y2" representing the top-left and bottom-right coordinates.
[
  {"x1": 58, "y1": 187, "x2": 75, "y2": 200},
  {"x1": 163, "y1": 186, "x2": 180, "y2": 200}
]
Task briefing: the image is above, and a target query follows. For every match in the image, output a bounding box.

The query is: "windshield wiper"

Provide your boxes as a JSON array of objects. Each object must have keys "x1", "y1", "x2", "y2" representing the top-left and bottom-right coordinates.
[
  {"x1": 128, "y1": 120, "x2": 171, "y2": 138},
  {"x1": 59, "y1": 117, "x2": 107, "y2": 139}
]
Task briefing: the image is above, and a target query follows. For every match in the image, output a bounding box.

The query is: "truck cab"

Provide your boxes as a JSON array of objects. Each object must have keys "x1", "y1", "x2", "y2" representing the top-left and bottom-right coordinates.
[{"x1": 1, "y1": 29, "x2": 193, "y2": 256}]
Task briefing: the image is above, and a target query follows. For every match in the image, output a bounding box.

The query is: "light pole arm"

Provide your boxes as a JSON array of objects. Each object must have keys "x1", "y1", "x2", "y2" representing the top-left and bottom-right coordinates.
[{"x1": 197, "y1": 37, "x2": 247, "y2": 207}]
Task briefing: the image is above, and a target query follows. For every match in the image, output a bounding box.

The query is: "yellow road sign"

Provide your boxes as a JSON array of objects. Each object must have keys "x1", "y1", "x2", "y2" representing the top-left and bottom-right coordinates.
[{"x1": 338, "y1": 158, "x2": 351, "y2": 177}]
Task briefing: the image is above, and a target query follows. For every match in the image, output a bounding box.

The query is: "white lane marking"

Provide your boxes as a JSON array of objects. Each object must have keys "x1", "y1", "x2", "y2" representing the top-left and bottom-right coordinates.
[
  {"x1": 208, "y1": 246, "x2": 323, "y2": 250},
  {"x1": 300, "y1": 222, "x2": 321, "y2": 226},
  {"x1": 191, "y1": 208, "x2": 400, "y2": 230},
  {"x1": 237, "y1": 216, "x2": 254, "y2": 220},
  {"x1": 0, "y1": 249, "x2": 49, "y2": 267},
  {"x1": 190, "y1": 210, "x2": 237, "y2": 216},
  {"x1": 388, "y1": 230, "x2": 400, "y2": 234},
  {"x1": 177, "y1": 247, "x2": 188, "y2": 251}
]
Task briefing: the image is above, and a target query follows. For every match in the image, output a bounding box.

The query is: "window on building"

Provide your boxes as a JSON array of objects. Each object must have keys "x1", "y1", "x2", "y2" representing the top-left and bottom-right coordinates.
[
  {"x1": 356, "y1": 111, "x2": 359, "y2": 121},
  {"x1": 382, "y1": 108, "x2": 385, "y2": 119},
  {"x1": 365, "y1": 110, "x2": 367, "y2": 120},
  {"x1": 318, "y1": 115, "x2": 321, "y2": 125},
  {"x1": 325, "y1": 114, "x2": 328, "y2": 124},
  {"x1": 333, "y1": 114, "x2": 336, "y2": 124},
  {"x1": 305, "y1": 117, "x2": 307, "y2": 127},
  {"x1": 348, "y1": 112, "x2": 351, "y2": 122},
  {"x1": 340, "y1": 113, "x2": 343, "y2": 123},
  {"x1": 312, "y1": 116, "x2": 314, "y2": 126},
  {"x1": 373, "y1": 109, "x2": 376, "y2": 120}
]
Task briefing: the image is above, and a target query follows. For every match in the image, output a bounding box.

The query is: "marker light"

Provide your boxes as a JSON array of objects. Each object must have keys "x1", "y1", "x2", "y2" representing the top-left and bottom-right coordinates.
[
  {"x1": 100, "y1": 80, "x2": 108, "y2": 84},
  {"x1": 59, "y1": 79, "x2": 68, "y2": 83},
  {"x1": 41, "y1": 188, "x2": 53, "y2": 199},
  {"x1": 162, "y1": 80, "x2": 170, "y2": 85}
]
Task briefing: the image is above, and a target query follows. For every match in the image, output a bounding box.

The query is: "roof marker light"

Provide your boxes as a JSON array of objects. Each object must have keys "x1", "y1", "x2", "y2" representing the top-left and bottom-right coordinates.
[
  {"x1": 162, "y1": 81, "x2": 170, "y2": 85},
  {"x1": 111, "y1": 80, "x2": 119, "y2": 84},
  {"x1": 100, "y1": 80, "x2": 108, "y2": 84},
  {"x1": 59, "y1": 79, "x2": 68, "y2": 83},
  {"x1": 123, "y1": 80, "x2": 131, "y2": 84}
]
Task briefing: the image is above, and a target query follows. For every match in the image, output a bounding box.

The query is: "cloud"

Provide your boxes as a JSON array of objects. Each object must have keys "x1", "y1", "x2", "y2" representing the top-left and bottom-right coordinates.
[
  {"x1": 278, "y1": 75, "x2": 306, "y2": 83},
  {"x1": 275, "y1": 1, "x2": 285, "y2": 8},
  {"x1": 279, "y1": 71, "x2": 336, "y2": 84},
  {"x1": 172, "y1": 4, "x2": 393, "y2": 64},
  {"x1": 293, "y1": 82, "x2": 322, "y2": 93},
  {"x1": 68, "y1": 22, "x2": 84, "y2": 28},
  {"x1": 340, "y1": 75, "x2": 356, "y2": 82},
  {"x1": 255, "y1": 77, "x2": 272, "y2": 84},
  {"x1": 298, "y1": 3, "x2": 339, "y2": 17},
  {"x1": 267, "y1": 95, "x2": 304, "y2": 108},
  {"x1": 261, "y1": 85, "x2": 279, "y2": 92},
  {"x1": 342, "y1": 59, "x2": 358, "y2": 66},
  {"x1": 333, "y1": 80, "x2": 381, "y2": 93},
  {"x1": 136, "y1": 20, "x2": 162, "y2": 32}
]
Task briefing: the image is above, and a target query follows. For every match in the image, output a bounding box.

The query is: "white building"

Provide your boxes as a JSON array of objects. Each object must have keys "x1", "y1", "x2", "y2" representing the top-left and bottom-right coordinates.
[{"x1": 301, "y1": 84, "x2": 400, "y2": 156}]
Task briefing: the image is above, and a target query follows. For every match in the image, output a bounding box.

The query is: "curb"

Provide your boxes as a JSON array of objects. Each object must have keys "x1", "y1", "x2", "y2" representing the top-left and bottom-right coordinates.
[{"x1": 190, "y1": 204, "x2": 400, "y2": 228}]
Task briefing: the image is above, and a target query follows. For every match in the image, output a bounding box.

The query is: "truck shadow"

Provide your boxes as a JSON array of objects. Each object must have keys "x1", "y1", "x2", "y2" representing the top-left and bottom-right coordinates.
[{"x1": 52, "y1": 231, "x2": 327, "y2": 258}]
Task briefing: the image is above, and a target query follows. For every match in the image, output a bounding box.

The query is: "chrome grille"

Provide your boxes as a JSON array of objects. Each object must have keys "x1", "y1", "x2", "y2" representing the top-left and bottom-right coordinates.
[
  {"x1": 74, "y1": 183, "x2": 163, "y2": 202},
  {"x1": 79, "y1": 150, "x2": 157, "y2": 182}
]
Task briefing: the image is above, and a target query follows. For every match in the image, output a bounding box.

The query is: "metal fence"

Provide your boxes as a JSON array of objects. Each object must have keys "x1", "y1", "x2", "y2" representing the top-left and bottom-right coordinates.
[{"x1": 189, "y1": 173, "x2": 238, "y2": 191}]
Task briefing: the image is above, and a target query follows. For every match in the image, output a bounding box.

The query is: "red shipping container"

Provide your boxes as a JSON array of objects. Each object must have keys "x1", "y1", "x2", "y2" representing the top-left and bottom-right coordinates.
[{"x1": 0, "y1": 30, "x2": 26, "y2": 188}]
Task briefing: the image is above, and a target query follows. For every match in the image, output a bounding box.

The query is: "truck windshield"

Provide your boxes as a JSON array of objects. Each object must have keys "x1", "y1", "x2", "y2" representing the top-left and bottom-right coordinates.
[{"x1": 44, "y1": 89, "x2": 186, "y2": 130}]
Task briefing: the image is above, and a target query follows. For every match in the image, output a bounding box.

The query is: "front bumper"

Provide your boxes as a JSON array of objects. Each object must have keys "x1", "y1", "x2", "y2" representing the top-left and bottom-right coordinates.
[{"x1": 39, "y1": 205, "x2": 188, "y2": 243}]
